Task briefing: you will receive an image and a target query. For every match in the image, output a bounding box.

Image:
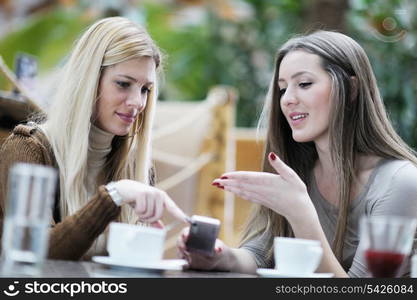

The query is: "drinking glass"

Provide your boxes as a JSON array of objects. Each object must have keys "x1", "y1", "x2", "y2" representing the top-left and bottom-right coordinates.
[
  {"x1": 360, "y1": 216, "x2": 417, "y2": 278},
  {"x1": 0, "y1": 163, "x2": 57, "y2": 276}
]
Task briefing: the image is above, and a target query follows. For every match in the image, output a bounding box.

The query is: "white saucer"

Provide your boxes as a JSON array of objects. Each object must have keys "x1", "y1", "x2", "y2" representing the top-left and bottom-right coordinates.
[
  {"x1": 257, "y1": 268, "x2": 334, "y2": 278},
  {"x1": 92, "y1": 256, "x2": 187, "y2": 271}
]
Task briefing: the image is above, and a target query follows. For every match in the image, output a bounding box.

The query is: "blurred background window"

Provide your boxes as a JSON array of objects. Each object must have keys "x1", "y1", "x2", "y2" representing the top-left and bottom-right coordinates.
[{"x1": 0, "y1": 0, "x2": 416, "y2": 145}]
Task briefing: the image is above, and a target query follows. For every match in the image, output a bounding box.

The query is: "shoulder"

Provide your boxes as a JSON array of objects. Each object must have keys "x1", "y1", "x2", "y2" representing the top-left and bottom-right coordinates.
[
  {"x1": 10, "y1": 122, "x2": 48, "y2": 144},
  {"x1": 375, "y1": 159, "x2": 417, "y2": 186},
  {"x1": 0, "y1": 123, "x2": 53, "y2": 165},
  {"x1": 368, "y1": 159, "x2": 417, "y2": 217},
  {"x1": 388, "y1": 160, "x2": 417, "y2": 195}
]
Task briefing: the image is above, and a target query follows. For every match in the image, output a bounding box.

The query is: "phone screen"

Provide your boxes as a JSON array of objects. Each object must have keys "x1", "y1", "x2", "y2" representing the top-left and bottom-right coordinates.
[{"x1": 185, "y1": 215, "x2": 220, "y2": 256}]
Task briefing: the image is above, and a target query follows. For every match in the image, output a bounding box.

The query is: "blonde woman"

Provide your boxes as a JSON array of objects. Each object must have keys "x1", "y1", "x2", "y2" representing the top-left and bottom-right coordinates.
[
  {"x1": 178, "y1": 31, "x2": 417, "y2": 277},
  {"x1": 0, "y1": 17, "x2": 187, "y2": 260}
]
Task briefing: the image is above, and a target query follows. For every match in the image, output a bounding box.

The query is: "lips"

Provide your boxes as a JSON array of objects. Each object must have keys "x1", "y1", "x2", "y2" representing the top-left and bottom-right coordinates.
[
  {"x1": 116, "y1": 112, "x2": 136, "y2": 123},
  {"x1": 288, "y1": 112, "x2": 309, "y2": 126}
]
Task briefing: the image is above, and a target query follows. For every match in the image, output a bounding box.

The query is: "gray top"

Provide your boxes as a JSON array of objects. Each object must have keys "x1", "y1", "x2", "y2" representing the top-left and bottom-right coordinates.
[{"x1": 241, "y1": 159, "x2": 417, "y2": 277}]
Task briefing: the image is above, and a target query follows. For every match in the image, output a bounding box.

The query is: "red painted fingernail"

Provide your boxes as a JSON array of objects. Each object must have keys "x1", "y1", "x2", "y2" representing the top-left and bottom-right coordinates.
[
  {"x1": 212, "y1": 182, "x2": 219, "y2": 186},
  {"x1": 269, "y1": 152, "x2": 276, "y2": 161},
  {"x1": 218, "y1": 186, "x2": 224, "y2": 189},
  {"x1": 220, "y1": 176, "x2": 228, "y2": 180}
]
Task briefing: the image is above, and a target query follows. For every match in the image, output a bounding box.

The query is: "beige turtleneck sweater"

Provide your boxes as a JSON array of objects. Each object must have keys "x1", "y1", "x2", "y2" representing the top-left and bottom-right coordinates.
[
  {"x1": 83, "y1": 124, "x2": 115, "y2": 259},
  {"x1": 86, "y1": 124, "x2": 114, "y2": 197}
]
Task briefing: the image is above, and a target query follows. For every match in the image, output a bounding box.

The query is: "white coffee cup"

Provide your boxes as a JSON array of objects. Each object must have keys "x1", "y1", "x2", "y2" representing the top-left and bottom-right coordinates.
[
  {"x1": 107, "y1": 222, "x2": 166, "y2": 263},
  {"x1": 274, "y1": 237, "x2": 323, "y2": 275}
]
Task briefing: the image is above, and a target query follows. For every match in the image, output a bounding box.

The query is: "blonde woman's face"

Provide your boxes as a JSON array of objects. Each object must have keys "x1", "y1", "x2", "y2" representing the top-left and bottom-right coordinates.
[
  {"x1": 95, "y1": 57, "x2": 156, "y2": 136},
  {"x1": 278, "y1": 50, "x2": 332, "y2": 145}
]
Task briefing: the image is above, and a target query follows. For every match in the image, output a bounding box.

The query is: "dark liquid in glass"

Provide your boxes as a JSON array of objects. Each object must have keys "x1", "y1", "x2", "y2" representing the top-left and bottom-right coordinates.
[{"x1": 365, "y1": 249, "x2": 405, "y2": 277}]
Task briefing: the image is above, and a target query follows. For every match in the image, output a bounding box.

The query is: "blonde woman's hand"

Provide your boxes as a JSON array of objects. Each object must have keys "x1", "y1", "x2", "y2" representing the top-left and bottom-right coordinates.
[
  {"x1": 212, "y1": 152, "x2": 313, "y2": 222},
  {"x1": 176, "y1": 227, "x2": 231, "y2": 271},
  {"x1": 112, "y1": 179, "x2": 188, "y2": 224}
]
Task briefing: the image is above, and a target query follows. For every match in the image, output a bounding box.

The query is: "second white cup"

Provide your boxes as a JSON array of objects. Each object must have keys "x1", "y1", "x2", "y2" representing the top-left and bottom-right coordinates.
[{"x1": 274, "y1": 237, "x2": 323, "y2": 275}]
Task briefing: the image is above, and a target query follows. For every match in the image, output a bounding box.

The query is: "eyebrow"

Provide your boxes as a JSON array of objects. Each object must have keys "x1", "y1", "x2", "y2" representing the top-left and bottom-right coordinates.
[
  {"x1": 117, "y1": 74, "x2": 153, "y2": 85},
  {"x1": 278, "y1": 71, "x2": 314, "y2": 82}
]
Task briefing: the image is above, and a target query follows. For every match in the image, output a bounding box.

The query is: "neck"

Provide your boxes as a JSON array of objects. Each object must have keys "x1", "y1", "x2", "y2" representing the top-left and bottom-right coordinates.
[
  {"x1": 86, "y1": 124, "x2": 114, "y2": 194},
  {"x1": 87, "y1": 124, "x2": 114, "y2": 168},
  {"x1": 314, "y1": 135, "x2": 335, "y2": 177},
  {"x1": 89, "y1": 124, "x2": 114, "y2": 151}
]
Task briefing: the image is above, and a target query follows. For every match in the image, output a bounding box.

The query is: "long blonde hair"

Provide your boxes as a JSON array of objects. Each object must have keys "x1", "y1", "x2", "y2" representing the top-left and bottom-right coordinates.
[
  {"x1": 42, "y1": 17, "x2": 162, "y2": 224},
  {"x1": 241, "y1": 30, "x2": 417, "y2": 262}
]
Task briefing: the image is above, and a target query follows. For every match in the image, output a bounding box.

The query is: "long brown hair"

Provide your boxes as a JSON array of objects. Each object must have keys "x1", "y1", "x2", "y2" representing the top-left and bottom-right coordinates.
[{"x1": 240, "y1": 30, "x2": 417, "y2": 262}]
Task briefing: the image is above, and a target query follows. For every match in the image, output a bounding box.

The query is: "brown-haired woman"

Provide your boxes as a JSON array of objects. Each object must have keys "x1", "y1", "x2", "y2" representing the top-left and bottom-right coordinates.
[{"x1": 178, "y1": 30, "x2": 417, "y2": 277}]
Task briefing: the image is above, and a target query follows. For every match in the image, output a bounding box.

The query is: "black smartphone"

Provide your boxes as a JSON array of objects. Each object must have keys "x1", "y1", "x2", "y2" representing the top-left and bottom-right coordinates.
[{"x1": 185, "y1": 215, "x2": 221, "y2": 257}]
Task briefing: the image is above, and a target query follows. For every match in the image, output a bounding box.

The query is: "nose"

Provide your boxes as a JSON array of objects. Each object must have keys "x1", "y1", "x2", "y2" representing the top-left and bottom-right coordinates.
[
  {"x1": 280, "y1": 86, "x2": 298, "y2": 107},
  {"x1": 126, "y1": 87, "x2": 147, "y2": 111}
]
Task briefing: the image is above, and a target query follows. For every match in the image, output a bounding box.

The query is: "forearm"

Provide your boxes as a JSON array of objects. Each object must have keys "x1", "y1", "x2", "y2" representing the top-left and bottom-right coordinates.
[
  {"x1": 217, "y1": 248, "x2": 258, "y2": 274},
  {"x1": 288, "y1": 209, "x2": 348, "y2": 277},
  {"x1": 48, "y1": 186, "x2": 120, "y2": 260}
]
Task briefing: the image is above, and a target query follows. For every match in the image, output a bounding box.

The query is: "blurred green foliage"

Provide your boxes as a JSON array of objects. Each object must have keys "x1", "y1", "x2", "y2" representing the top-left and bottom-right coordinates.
[
  {"x1": 347, "y1": 0, "x2": 417, "y2": 147},
  {"x1": 145, "y1": 0, "x2": 304, "y2": 127},
  {"x1": 0, "y1": 8, "x2": 89, "y2": 88},
  {"x1": 0, "y1": 0, "x2": 416, "y2": 147}
]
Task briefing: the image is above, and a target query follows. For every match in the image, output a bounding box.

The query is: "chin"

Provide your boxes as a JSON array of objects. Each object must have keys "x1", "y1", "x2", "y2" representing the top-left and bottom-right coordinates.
[
  {"x1": 115, "y1": 128, "x2": 131, "y2": 136},
  {"x1": 292, "y1": 133, "x2": 313, "y2": 143},
  {"x1": 104, "y1": 124, "x2": 130, "y2": 136}
]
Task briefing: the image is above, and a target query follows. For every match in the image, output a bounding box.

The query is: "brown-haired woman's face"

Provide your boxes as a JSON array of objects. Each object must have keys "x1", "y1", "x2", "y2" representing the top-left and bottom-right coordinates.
[
  {"x1": 95, "y1": 57, "x2": 156, "y2": 136},
  {"x1": 278, "y1": 50, "x2": 332, "y2": 145}
]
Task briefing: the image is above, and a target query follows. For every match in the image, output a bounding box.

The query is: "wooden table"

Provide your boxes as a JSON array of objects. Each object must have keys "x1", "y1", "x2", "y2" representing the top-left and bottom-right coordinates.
[{"x1": 36, "y1": 259, "x2": 256, "y2": 278}]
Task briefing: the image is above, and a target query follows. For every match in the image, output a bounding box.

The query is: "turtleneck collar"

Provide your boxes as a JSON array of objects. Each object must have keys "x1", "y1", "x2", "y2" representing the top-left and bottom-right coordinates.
[
  {"x1": 88, "y1": 124, "x2": 114, "y2": 168},
  {"x1": 89, "y1": 124, "x2": 114, "y2": 151}
]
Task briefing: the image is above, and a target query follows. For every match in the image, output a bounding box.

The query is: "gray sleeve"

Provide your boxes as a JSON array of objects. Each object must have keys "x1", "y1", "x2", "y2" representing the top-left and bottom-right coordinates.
[
  {"x1": 348, "y1": 162, "x2": 417, "y2": 278},
  {"x1": 240, "y1": 231, "x2": 274, "y2": 269}
]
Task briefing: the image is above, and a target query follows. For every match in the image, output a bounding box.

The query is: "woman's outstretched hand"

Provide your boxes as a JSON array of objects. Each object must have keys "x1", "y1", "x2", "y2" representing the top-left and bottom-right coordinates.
[
  {"x1": 112, "y1": 179, "x2": 188, "y2": 225},
  {"x1": 212, "y1": 152, "x2": 312, "y2": 221}
]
